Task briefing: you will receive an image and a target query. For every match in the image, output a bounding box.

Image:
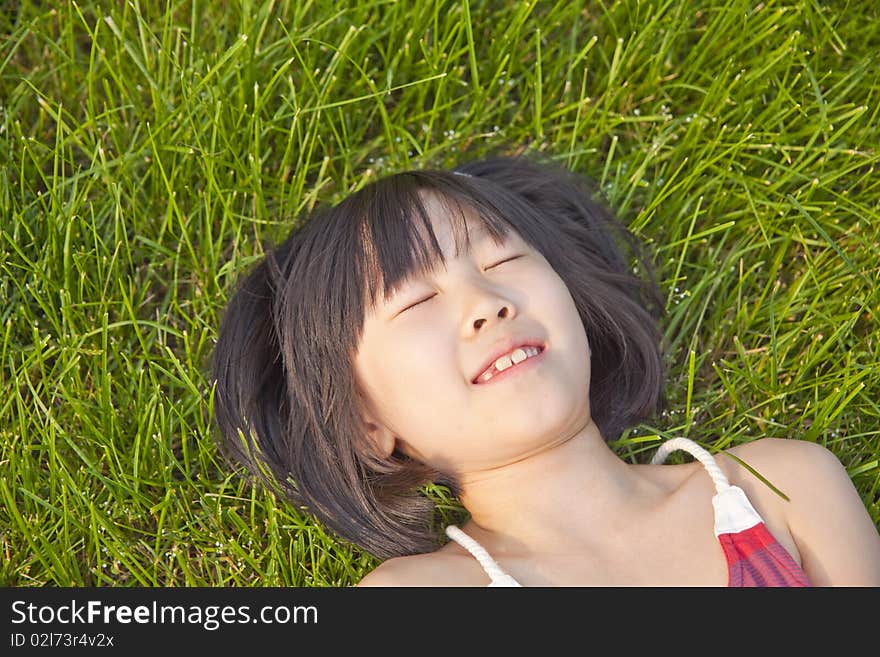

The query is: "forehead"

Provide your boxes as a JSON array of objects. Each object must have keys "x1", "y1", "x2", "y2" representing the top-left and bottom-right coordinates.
[{"x1": 415, "y1": 190, "x2": 505, "y2": 255}]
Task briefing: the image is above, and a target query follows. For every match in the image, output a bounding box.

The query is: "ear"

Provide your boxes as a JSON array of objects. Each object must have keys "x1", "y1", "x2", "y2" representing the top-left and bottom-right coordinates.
[
  {"x1": 354, "y1": 383, "x2": 397, "y2": 460},
  {"x1": 362, "y1": 417, "x2": 397, "y2": 460}
]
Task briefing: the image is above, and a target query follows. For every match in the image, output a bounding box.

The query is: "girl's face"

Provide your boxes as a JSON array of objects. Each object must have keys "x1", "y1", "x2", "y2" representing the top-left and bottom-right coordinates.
[{"x1": 353, "y1": 192, "x2": 593, "y2": 475}]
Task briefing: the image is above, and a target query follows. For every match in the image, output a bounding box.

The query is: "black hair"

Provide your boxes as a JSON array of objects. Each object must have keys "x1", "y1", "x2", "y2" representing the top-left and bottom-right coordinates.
[{"x1": 210, "y1": 152, "x2": 668, "y2": 560}]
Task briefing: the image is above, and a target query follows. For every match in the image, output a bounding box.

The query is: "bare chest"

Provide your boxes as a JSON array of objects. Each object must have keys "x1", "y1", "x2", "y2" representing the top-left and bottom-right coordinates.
[
  {"x1": 447, "y1": 472, "x2": 800, "y2": 586},
  {"x1": 498, "y1": 496, "x2": 730, "y2": 586}
]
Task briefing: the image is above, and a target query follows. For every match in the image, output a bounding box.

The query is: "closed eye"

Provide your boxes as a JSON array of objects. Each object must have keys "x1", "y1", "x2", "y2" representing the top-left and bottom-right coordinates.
[
  {"x1": 487, "y1": 255, "x2": 522, "y2": 269},
  {"x1": 401, "y1": 294, "x2": 436, "y2": 312},
  {"x1": 398, "y1": 256, "x2": 524, "y2": 314}
]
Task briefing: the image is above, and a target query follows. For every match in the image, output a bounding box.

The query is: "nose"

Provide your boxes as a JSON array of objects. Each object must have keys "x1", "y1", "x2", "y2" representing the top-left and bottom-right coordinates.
[
  {"x1": 473, "y1": 301, "x2": 513, "y2": 330},
  {"x1": 456, "y1": 263, "x2": 518, "y2": 332}
]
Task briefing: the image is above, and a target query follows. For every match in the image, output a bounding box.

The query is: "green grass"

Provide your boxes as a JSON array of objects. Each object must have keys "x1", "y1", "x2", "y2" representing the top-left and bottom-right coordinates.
[{"x1": 1, "y1": 0, "x2": 878, "y2": 586}]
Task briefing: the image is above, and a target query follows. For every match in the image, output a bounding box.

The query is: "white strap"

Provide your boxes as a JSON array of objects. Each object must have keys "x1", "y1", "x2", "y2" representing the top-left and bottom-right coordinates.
[
  {"x1": 653, "y1": 437, "x2": 766, "y2": 536},
  {"x1": 445, "y1": 525, "x2": 518, "y2": 585},
  {"x1": 650, "y1": 437, "x2": 731, "y2": 493},
  {"x1": 712, "y1": 485, "x2": 763, "y2": 535}
]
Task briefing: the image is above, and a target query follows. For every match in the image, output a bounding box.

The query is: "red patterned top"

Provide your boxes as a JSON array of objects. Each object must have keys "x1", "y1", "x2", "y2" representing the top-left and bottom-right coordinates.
[{"x1": 713, "y1": 488, "x2": 810, "y2": 586}]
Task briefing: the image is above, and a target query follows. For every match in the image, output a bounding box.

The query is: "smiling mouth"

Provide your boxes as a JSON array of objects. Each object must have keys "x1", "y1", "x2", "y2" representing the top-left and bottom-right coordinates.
[{"x1": 473, "y1": 345, "x2": 546, "y2": 384}]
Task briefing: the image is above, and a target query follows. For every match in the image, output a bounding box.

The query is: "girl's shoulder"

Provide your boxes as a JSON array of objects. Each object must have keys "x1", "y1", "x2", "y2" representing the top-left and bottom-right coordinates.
[
  {"x1": 714, "y1": 436, "x2": 843, "y2": 495},
  {"x1": 651, "y1": 436, "x2": 835, "y2": 515},
  {"x1": 710, "y1": 437, "x2": 841, "y2": 527},
  {"x1": 356, "y1": 545, "x2": 489, "y2": 587},
  {"x1": 644, "y1": 437, "x2": 816, "y2": 569},
  {"x1": 712, "y1": 437, "x2": 880, "y2": 585}
]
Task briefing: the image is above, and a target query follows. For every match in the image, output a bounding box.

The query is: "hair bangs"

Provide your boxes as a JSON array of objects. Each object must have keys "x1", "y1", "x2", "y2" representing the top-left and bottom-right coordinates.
[{"x1": 351, "y1": 172, "x2": 514, "y2": 314}]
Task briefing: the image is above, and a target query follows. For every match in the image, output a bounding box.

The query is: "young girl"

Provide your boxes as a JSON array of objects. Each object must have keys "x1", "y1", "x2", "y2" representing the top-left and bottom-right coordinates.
[{"x1": 210, "y1": 153, "x2": 880, "y2": 586}]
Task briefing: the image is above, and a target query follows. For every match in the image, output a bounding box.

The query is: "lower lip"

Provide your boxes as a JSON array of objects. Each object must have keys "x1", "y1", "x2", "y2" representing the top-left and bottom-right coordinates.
[{"x1": 473, "y1": 348, "x2": 546, "y2": 386}]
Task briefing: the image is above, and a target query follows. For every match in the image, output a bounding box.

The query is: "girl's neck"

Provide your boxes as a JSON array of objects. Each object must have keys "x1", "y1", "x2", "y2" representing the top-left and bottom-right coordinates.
[{"x1": 455, "y1": 419, "x2": 673, "y2": 557}]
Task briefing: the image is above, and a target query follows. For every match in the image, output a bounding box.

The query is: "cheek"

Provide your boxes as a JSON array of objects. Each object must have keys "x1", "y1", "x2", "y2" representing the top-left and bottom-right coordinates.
[
  {"x1": 363, "y1": 330, "x2": 466, "y2": 415},
  {"x1": 539, "y1": 271, "x2": 592, "y2": 375},
  {"x1": 537, "y1": 269, "x2": 581, "y2": 327}
]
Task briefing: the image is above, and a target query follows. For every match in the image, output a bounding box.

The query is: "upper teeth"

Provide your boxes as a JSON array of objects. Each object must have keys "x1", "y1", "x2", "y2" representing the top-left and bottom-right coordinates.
[{"x1": 477, "y1": 346, "x2": 541, "y2": 383}]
